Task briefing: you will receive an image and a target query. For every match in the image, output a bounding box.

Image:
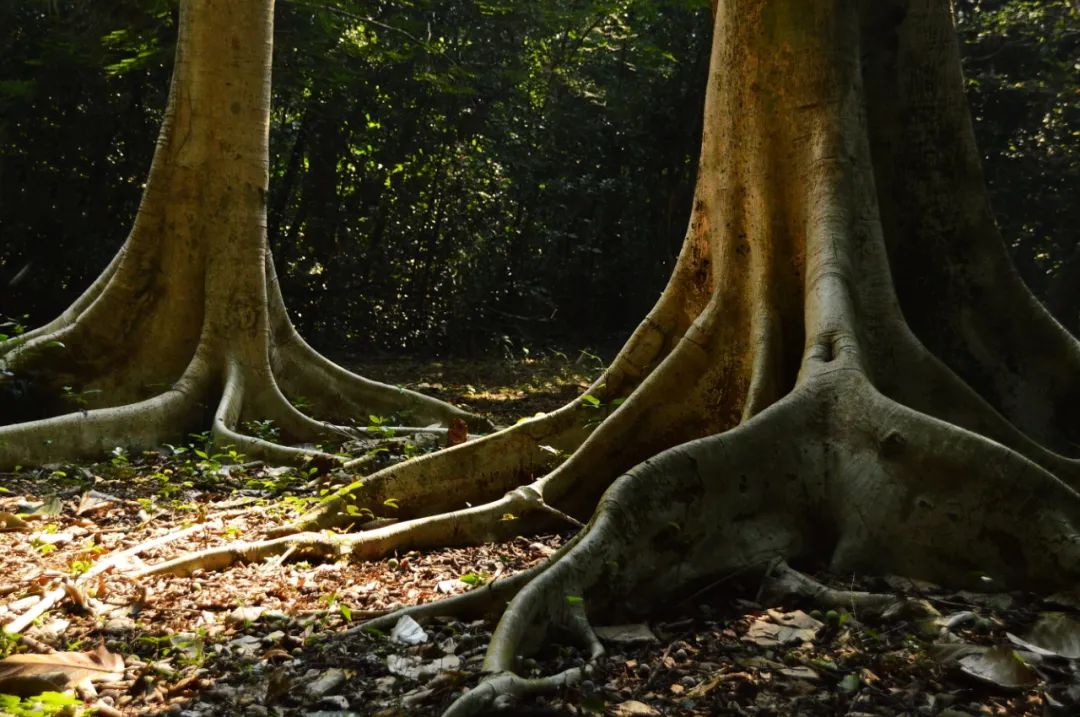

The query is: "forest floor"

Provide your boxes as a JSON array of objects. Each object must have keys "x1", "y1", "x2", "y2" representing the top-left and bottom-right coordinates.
[{"x1": 1, "y1": 353, "x2": 1079, "y2": 717}]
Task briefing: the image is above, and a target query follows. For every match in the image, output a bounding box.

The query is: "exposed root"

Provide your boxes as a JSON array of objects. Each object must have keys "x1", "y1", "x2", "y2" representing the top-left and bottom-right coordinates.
[
  {"x1": 0, "y1": 358, "x2": 209, "y2": 470},
  {"x1": 0, "y1": 250, "x2": 122, "y2": 357},
  {"x1": 438, "y1": 374, "x2": 1080, "y2": 714},
  {"x1": 211, "y1": 360, "x2": 342, "y2": 468},
  {"x1": 757, "y1": 560, "x2": 898, "y2": 617},
  {"x1": 358, "y1": 554, "x2": 565, "y2": 634},
  {"x1": 268, "y1": 306, "x2": 490, "y2": 431},
  {"x1": 3, "y1": 520, "x2": 215, "y2": 634},
  {"x1": 444, "y1": 671, "x2": 585, "y2": 717},
  {"x1": 142, "y1": 483, "x2": 579, "y2": 577},
  {"x1": 277, "y1": 404, "x2": 593, "y2": 534}
]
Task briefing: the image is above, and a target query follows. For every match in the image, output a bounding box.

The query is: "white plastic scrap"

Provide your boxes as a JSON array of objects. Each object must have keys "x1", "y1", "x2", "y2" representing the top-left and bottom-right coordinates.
[{"x1": 390, "y1": 615, "x2": 429, "y2": 645}]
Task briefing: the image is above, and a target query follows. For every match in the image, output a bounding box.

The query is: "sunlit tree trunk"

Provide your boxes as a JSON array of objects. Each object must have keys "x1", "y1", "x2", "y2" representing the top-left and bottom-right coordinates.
[
  {"x1": 81, "y1": 2, "x2": 1080, "y2": 714},
  {"x1": 0, "y1": 0, "x2": 483, "y2": 469}
]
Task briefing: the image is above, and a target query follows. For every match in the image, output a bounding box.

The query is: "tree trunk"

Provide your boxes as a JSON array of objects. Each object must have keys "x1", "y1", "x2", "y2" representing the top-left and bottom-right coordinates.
[
  {"x1": 0, "y1": 0, "x2": 483, "y2": 469},
  {"x1": 99, "y1": 1, "x2": 1080, "y2": 714}
]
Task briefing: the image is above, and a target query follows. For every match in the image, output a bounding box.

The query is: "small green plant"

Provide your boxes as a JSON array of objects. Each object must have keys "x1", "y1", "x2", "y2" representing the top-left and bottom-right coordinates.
[
  {"x1": 242, "y1": 419, "x2": 280, "y2": 442},
  {"x1": 136, "y1": 631, "x2": 206, "y2": 668},
  {"x1": 68, "y1": 559, "x2": 93, "y2": 576},
  {"x1": 0, "y1": 630, "x2": 19, "y2": 659},
  {"x1": 367, "y1": 414, "x2": 395, "y2": 439},
  {"x1": 0, "y1": 316, "x2": 28, "y2": 341},
  {"x1": 110, "y1": 446, "x2": 130, "y2": 466},
  {"x1": 0, "y1": 692, "x2": 84, "y2": 717},
  {"x1": 458, "y1": 571, "x2": 490, "y2": 587},
  {"x1": 60, "y1": 385, "x2": 101, "y2": 408},
  {"x1": 319, "y1": 592, "x2": 353, "y2": 623},
  {"x1": 34, "y1": 543, "x2": 58, "y2": 556},
  {"x1": 579, "y1": 386, "x2": 626, "y2": 427},
  {"x1": 345, "y1": 504, "x2": 376, "y2": 520}
]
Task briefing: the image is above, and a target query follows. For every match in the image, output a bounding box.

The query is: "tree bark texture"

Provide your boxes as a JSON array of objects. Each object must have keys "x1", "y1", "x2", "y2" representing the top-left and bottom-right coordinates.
[
  {"x1": 260, "y1": 1, "x2": 1080, "y2": 713},
  {"x1": 13, "y1": 1, "x2": 1080, "y2": 715},
  {"x1": 0, "y1": 0, "x2": 482, "y2": 469}
]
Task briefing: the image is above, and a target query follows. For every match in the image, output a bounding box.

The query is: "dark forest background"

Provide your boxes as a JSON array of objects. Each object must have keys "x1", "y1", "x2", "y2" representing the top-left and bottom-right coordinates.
[{"x1": 1, "y1": 0, "x2": 1076, "y2": 355}]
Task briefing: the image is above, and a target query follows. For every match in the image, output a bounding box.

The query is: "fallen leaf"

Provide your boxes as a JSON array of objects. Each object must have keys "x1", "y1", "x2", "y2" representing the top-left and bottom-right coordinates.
[
  {"x1": 0, "y1": 643, "x2": 124, "y2": 697},
  {"x1": 779, "y1": 666, "x2": 820, "y2": 682},
  {"x1": 386, "y1": 654, "x2": 460, "y2": 680},
  {"x1": 1022, "y1": 612, "x2": 1080, "y2": 659},
  {"x1": 25, "y1": 496, "x2": 63, "y2": 517},
  {"x1": 744, "y1": 610, "x2": 822, "y2": 646},
  {"x1": 611, "y1": 699, "x2": 661, "y2": 716},
  {"x1": 447, "y1": 418, "x2": 468, "y2": 447},
  {"x1": 226, "y1": 606, "x2": 266, "y2": 625},
  {"x1": 958, "y1": 646, "x2": 1039, "y2": 690},
  {"x1": 76, "y1": 491, "x2": 118, "y2": 516},
  {"x1": 306, "y1": 668, "x2": 348, "y2": 698},
  {"x1": 28, "y1": 531, "x2": 73, "y2": 546},
  {"x1": 595, "y1": 624, "x2": 658, "y2": 645},
  {"x1": 0, "y1": 512, "x2": 31, "y2": 532}
]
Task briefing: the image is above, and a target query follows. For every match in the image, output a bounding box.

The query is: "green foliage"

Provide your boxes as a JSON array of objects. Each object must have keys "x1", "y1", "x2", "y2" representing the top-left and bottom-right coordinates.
[
  {"x1": 0, "y1": 0, "x2": 1075, "y2": 350},
  {"x1": 458, "y1": 570, "x2": 489, "y2": 586},
  {"x1": 242, "y1": 419, "x2": 280, "y2": 443},
  {"x1": 0, "y1": 692, "x2": 84, "y2": 717},
  {"x1": 957, "y1": 0, "x2": 1080, "y2": 331}
]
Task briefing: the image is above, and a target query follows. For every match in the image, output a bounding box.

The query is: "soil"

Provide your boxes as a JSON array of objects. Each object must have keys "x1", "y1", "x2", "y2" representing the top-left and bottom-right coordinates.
[{"x1": 1, "y1": 354, "x2": 1077, "y2": 717}]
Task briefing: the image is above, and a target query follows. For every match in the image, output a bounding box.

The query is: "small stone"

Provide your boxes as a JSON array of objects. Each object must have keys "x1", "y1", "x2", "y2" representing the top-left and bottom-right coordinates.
[
  {"x1": 226, "y1": 606, "x2": 266, "y2": 625},
  {"x1": 104, "y1": 616, "x2": 137, "y2": 633},
  {"x1": 316, "y1": 695, "x2": 349, "y2": 709},
  {"x1": 306, "y1": 668, "x2": 348, "y2": 698},
  {"x1": 594, "y1": 623, "x2": 659, "y2": 646}
]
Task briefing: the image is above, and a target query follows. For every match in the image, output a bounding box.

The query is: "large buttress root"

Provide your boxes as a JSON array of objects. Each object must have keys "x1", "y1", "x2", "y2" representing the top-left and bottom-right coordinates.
[
  {"x1": 446, "y1": 377, "x2": 1080, "y2": 715},
  {"x1": 30, "y1": 1, "x2": 1080, "y2": 714},
  {"x1": 0, "y1": 0, "x2": 483, "y2": 471},
  {"x1": 366, "y1": 1, "x2": 1080, "y2": 713}
]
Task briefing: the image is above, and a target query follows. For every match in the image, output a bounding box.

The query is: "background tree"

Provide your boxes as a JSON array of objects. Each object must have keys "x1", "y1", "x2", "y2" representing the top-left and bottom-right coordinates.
[
  {"x1": 956, "y1": 0, "x2": 1080, "y2": 333},
  {"x1": 0, "y1": 0, "x2": 481, "y2": 467}
]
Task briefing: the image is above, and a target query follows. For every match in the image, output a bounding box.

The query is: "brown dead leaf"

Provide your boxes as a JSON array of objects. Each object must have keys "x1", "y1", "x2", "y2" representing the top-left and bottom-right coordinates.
[
  {"x1": 447, "y1": 418, "x2": 468, "y2": 447},
  {"x1": 612, "y1": 700, "x2": 661, "y2": 716},
  {"x1": 0, "y1": 512, "x2": 31, "y2": 532},
  {"x1": 0, "y1": 643, "x2": 124, "y2": 697},
  {"x1": 958, "y1": 646, "x2": 1040, "y2": 690},
  {"x1": 76, "y1": 491, "x2": 117, "y2": 516}
]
